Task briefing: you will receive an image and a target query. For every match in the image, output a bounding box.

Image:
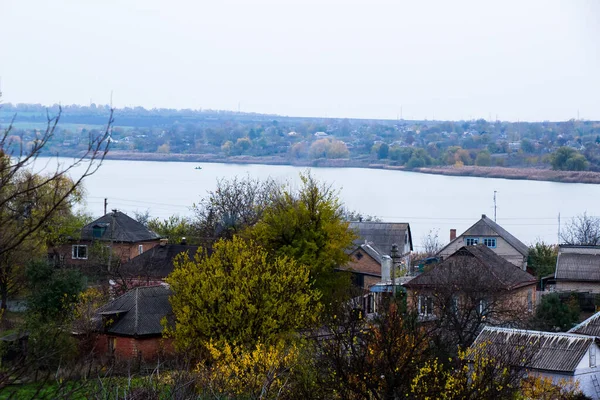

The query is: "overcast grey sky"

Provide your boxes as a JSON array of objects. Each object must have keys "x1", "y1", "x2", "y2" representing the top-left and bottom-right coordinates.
[{"x1": 1, "y1": 0, "x2": 598, "y2": 121}]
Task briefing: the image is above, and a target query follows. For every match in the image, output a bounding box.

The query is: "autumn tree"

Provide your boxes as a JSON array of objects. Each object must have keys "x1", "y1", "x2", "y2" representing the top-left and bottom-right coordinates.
[
  {"x1": 147, "y1": 214, "x2": 196, "y2": 244},
  {"x1": 246, "y1": 172, "x2": 356, "y2": 307},
  {"x1": 166, "y1": 236, "x2": 321, "y2": 355},
  {"x1": 528, "y1": 242, "x2": 558, "y2": 278}
]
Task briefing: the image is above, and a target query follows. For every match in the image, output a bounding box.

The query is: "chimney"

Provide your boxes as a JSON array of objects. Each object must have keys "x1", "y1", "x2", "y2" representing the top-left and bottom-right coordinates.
[
  {"x1": 482, "y1": 214, "x2": 486, "y2": 219},
  {"x1": 180, "y1": 237, "x2": 187, "y2": 245},
  {"x1": 381, "y1": 255, "x2": 392, "y2": 282},
  {"x1": 450, "y1": 229, "x2": 457, "y2": 241}
]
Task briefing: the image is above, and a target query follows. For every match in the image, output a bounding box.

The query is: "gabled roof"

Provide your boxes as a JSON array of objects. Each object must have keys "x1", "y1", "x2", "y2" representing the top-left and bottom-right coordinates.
[
  {"x1": 353, "y1": 242, "x2": 383, "y2": 264},
  {"x1": 437, "y1": 214, "x2": 529, "y2": 257},
  {"x1": 569, "y1": 311, "x2": 600, "y2": 337},
  {"x1": 472, "y1": 326, "x2": 595, "y2": 373},
  {"x1": 80, "y1": 211, "x2": 161, "y2": 243},
  {"x1": 349, "y1": 222, "x2": 413, "y2": 255},
  {"x1": 95, "y1": 285, "x2": 172, "y2": 337},
  {"x1": 119, "y1": 244, "x2": 200, "y2": 279},
  {"x1": 404, "y1": 245, "x2": 536, "y2": 290},
  {"x1": 555, "y1": 251, "x2": 600, "y2": 282}
]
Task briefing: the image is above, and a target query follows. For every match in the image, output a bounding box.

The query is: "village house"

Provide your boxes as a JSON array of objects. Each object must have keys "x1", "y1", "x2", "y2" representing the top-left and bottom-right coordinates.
[
  {"x1": 116, "y1": 242, "x2": 199, "y2": 287},
  {"x1": 554, "y1": 245, "x2": 600, "y2": 293},
  {"x1": 471, "y1": 326, "x2": 600, "y2": 399},
  {"x1": 53, "y1": 210, "x2": 162, "y2": 268},
  {"x1": 342, "y1": 222, "x2": 412, "y2": 291},
  {"x1": 94, "y1": 285, "x2": 174, "y2": 362},
  {"x1": 404, "y1": 245, "x2": 537, "y2": 322},
  {"x1": 570, "y1": 311, "x2": 600, "y2": 337},
  {"x1": 437, "y1": 214, "x2": 529, "y2": 270}
]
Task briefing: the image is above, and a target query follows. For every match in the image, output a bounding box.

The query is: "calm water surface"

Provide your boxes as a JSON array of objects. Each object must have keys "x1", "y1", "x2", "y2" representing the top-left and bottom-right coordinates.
[{"x1": 36, "y1": 158, "x2": 600, "y2": 251}]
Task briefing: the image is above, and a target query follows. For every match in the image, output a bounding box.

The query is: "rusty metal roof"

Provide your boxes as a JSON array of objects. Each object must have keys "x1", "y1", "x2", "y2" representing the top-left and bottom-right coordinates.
[{"x1": 472, "y1": 326, "x2": 595, "y2": 373}]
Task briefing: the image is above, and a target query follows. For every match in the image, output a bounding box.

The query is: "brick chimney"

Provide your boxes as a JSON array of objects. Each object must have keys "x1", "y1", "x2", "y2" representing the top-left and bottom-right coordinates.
[{"x1": 450, "y1": 229, "x2": 457, "y2": 241}]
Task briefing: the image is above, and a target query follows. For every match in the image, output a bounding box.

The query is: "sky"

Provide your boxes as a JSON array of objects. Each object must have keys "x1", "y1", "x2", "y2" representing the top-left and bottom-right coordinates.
[{"x1": 0, "y1": 0, "x2": 599, "y2": 121}]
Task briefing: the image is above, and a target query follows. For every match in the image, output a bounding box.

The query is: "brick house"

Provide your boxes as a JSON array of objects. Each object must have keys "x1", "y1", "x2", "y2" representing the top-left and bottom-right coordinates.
[
  {"x1": 343, "y1": 222, "x2": 413, "y2": 290},
  {"x1": 404, "y1": 245, "x2": 537, "y2": 325},
  {"x1": 94, "y1": 285, "x2": 174, "y2": 362},
  {"x1": 53, "y1": 210, "x2": 162, "y2": 268},
  {"x1": 437, "y1": 214, "x2": 529, "y2": 270}
]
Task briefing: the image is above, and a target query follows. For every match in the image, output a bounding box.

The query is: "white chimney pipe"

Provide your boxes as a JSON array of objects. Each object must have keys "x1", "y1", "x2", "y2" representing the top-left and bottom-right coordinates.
[{"x1": 381, "y1": 255, "x2": 392, "y2": 283}]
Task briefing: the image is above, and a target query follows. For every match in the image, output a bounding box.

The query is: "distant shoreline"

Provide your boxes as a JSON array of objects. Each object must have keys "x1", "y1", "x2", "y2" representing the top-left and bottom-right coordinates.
[{"x1": 91, "y1": 151, "x2": 600, "y2": 185}]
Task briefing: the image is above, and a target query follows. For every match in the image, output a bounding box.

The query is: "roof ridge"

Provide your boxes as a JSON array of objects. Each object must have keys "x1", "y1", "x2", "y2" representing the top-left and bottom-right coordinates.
[
  {"x1": 483, "y1": 326, "x2": 594, "y2": 340},
  {"x1": 569, "y1": 311, "x2": 600, "y2": 333}
]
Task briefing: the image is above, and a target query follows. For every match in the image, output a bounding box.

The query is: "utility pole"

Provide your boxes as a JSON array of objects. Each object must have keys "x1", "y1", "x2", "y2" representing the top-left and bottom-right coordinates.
[
  {"x1": 558, "y1": 213, "x2": 561, "y2": 244},
  {"x1": 107, "y1": 209, "x2": 116, "y2": 272},
  {"x1": 493, "y1": 191, "x2": 497, "y2": 222},
  {"x1": 104, "y1": 198, "x2": 108, "y2": 215}
]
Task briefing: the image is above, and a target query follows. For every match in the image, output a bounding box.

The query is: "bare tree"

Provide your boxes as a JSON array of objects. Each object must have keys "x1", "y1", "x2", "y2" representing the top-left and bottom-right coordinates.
[
  {"x1": 561, "y1": 212, "x2": 600, "y2": 245},
  {"x1": 192, "y1": 175, "x2": 278, "y2": 247},
  {"x1": 0, "y1": 103, "x2": 113, "y2": 310},
  {"x1": 421, "y1": 228, "x2": 442, "y2": 257}
]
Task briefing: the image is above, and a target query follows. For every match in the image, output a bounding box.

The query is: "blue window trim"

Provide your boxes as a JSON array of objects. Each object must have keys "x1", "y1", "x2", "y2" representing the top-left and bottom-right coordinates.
[{"x1": 466, "y1": 237, "x2": 497, "y2": 248}]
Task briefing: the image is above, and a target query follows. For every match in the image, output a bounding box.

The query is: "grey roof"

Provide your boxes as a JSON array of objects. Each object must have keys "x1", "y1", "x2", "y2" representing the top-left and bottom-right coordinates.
[
  {"x1": 405, "y1": 245, "x2": 536, "y2": 290},
  {"x1": 349, "y1": 222, "x2": 413, "y2": 255},
  {"x1": 569, "y1": 311, "x2": 600, "y2": 337},
  {"x1": 119, "y1": 244, "x2": 200, "y2": 279},
  {"x1": 95, "y1": 285, "x2": 173, "y2": 337},
  {"x1": 437, "y1": 214, "x2": 529, "y2": 257},
  {"x1": 555, "y1": 252, "x2": 600, "y2": 281},
  {"x1": 472, "y1": 326, "x2": 595, "y2": 373},
  {"x1": 357, "y1": 242, "x2": 383, "y2": 264},
  {"x1": 81, "y1": 211, "x2": 161, "y2": 243}
]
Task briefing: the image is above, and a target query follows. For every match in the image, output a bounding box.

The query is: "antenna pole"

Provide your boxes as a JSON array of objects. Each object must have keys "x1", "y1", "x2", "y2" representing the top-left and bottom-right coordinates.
[
  {"x1": 558, "y1": 212, "x2": 561, "y2": 243},
  {"x1": 493, "y1": 191, "x2": 497, "y2": 222},
  {"x1": 104, "y1": 198, "x2": 108, "y2": 215}
]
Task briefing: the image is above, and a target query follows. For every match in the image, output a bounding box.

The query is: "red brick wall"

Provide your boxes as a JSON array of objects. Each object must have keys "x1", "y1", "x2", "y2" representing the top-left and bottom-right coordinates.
[
  {"x1": 346, "y1": 249, "x2": 381, "y2": 276},
  {"x1": 95, "y1": 334, "x2": 174, "y2": 362}
]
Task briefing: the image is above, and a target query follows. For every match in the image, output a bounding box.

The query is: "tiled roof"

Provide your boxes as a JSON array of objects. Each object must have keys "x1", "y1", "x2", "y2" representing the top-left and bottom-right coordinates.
[
  {"x1": 405, "y1": 245, "x2": 536, "y2": 290},
  {"x1": 81, "y1": 211, "x2": 161, "y2": 243},
  {"x1": 349, "y1": 222, "x2": 412, "y2": 255},
  {"x1": 119, "y1": 244, "x2": 200, "y2": 279},
  {"x1": 555, "y1": 252, "x2": 600, "y2": 281},
  {"x1": 437, "y1": 214, "x2": 529, "y2": 257},
  {"x1": 569, "y1": 311, "x2": 600, "y2": 337},
  {"x1": 472, "y1": 326, "x2": 595, "y2": 373},
  {"x1": 96, "y1": 285, "x2": 172, "y2": 337}
]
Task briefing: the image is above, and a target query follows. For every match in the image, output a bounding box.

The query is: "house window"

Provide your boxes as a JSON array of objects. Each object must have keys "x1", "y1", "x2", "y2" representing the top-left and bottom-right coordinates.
[
  {"x1": 591, "y1": 345, "x2": 597, "y2": 367},
  {"x1": 451, "y1": 295, "x2": 459, "y2": 314},
  {"x1": 465, "y1": 237, "x2": 479, "y2": 246},
  {"x1": 418, "y1": 295, "x2": 434, "y2": 316},
  {"x1": 365, "y1": 294, "x2": 375, "y2": 314},
  {"x1": 355, "y1": 251, "x2": 363, "y2": 260},
  {"x1": 108, "y1": 337, "x2": 116, "y2": 355},
  {"x1": 527, "y1": 290, "x2": 533, "y2": 313},
  {"x1": 483, "y1": 238, "x2": 497, "y2": 248},
  {"x1": 72, "y1": 245, "x2": 88, "y2": 260},
  {"x1": 93, "y1": 225, "x2": 107, "y2": 238},
  {"x1": 138, "y1": 244, "x2": 144, "y2": 255}
]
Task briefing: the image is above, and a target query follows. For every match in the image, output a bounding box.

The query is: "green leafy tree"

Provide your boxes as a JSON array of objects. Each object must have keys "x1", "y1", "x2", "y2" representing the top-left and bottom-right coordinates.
[
  {"x1": 528, "y1": 242, "x2": 558, "y2": 279},
  {"x1": 551, "y1": 146, "x2": 589, "y2": 171},
  {"x1": 246, "y1": 172, "x2": 356, "y2": 307},
  {"x1": 475, "y1": 150, "x2": 492, "y2": 166},
  {"x1": 167, "y1": 236, "x2": 321, "y2": 354},
  {"x1": 532, "y1": 293, "x2": 579, "y2": 331},
  {"x1": 377, "y1": 143, "x2": 389, "y2": 159},
  {"x1": 148, "y1": 215, "x2": 195, "y2": 244}
]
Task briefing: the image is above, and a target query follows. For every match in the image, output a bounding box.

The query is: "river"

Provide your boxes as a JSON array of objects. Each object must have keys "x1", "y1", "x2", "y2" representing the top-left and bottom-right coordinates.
[{"x1": 35, "y1": 157, "x2": 600, "y2": 251}]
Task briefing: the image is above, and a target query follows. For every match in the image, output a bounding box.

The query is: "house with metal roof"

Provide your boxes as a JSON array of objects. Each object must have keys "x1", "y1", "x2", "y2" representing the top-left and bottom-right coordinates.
[
  {"x1": 554, "y1": 245, "x2": 600, "y2": 293},
  {"x1": 471, "y1": 326, "x2": 600, "y2": 399},
  {"x1": 342, "y1": 222, "x2": 413, "y2": 291},
  {"x1": 56, "y1": 210, "x2": 162, "y2": 267},
  {"x1": 94, "y1": 285, "x2": 174, "y2": 362},
  {"x1": 437, "y1": 214, "x2": 529, "y2": 270},
  {"x1": 119, "y1": 243, "x2": 199, "y2": 281}
]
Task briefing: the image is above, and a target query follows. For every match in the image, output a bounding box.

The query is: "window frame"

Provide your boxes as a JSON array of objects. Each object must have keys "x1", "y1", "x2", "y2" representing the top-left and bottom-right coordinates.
[
  {"x1": 138, "y1": 244, "x2": 144, "y2": 255},
  {"x1": 72, "y1": 245, "x2": 88, "y2": 260},
  {"x1": 465, "y1": 237, "x2": 479, "y2": 246},
  {"x1": 483, "y1": 238, "x2": 497, "y2": 248},
  {"x1": 418, "y1": 295, "x2": 434, "y2": 317}
]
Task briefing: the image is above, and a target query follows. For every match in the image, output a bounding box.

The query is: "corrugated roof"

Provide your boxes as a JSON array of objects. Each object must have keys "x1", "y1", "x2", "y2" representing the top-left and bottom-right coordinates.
[
  {"x1": 472, "y1": 326, "x2": 594, "y2": 373},
  {"x1": 81, "y1": 211, "x2": 161, "y2": 243},
  {"x1": 569, "y1": 311, "x2": 600, "y2": 337},
  {"x1": 437, "y1": 214, "x2": 529, "y2": 257},
  {"x1": 119, "y1": 244, "x2": 200, "y2": 279},
  {"x1": 555, "y1": 252, "x2": 600, "y2": 281},
  {"x1": 95, "y1": 285, "x2": 172, "y2": 337},
  {"x1": 349, "y1": 222, "x2": 412, "y2": 255},
  {"x1": 405, "y1": 245, "x2": 536, "y2": 290}
]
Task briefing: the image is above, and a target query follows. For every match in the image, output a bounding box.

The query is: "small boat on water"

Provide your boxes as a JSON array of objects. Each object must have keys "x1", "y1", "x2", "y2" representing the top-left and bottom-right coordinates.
[{"x1": 195, "y1": 166, "x2": 202, "y2": 170}]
